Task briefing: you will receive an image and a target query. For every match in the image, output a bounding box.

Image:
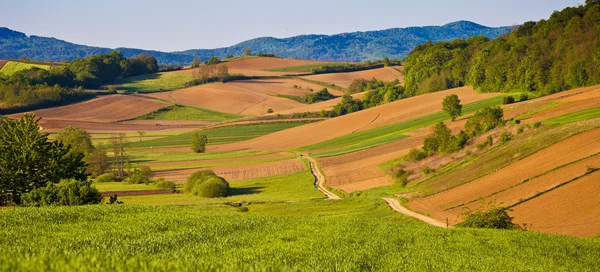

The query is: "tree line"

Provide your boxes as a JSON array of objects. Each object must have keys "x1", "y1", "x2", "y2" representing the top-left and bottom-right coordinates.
[{"x1": 403, "y1": 1, "x2": 600, "y2": 96}]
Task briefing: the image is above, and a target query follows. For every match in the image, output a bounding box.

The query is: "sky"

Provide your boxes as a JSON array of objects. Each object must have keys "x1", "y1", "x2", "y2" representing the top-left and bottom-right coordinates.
[{"x1": 1, "y1": 0, "x2": 583, "y2": 52}]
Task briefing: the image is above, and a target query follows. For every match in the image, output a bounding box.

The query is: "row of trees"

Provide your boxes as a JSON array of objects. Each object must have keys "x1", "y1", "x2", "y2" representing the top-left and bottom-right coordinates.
[{"x1": 404, "y1": 1, "x2": 600, "y2": 96}]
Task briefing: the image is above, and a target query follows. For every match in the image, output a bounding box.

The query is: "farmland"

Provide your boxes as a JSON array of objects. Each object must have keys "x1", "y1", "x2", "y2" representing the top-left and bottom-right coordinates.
[
  {"x1": 114, "y1": 71, "x2": 194, "y2": 93},
  {"x1": 0, "y1": 61, "x2": 50, "y2": 75}
]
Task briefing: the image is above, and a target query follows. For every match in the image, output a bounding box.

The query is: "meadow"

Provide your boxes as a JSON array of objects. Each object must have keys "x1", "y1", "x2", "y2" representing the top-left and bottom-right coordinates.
[
  {"x1": 114, "y1": 71, "x2": 193, "y2": 93},
  {"x1": 0, "y1": 61, "x2": 50, "y2": 75},
  {"x1": 136, "y1": 104, "x2": 243, "y2": 122}
]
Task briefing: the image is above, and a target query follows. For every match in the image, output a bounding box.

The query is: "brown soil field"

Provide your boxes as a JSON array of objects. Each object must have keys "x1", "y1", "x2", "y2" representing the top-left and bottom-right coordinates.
[
  {"x1": 511, "y1": 170, "x2": 600, "y2": 237},
  {"x1": 302, "y1": 66, "x2": 404, "y2": 88},
  {"x1": 10, "y1": 94, "x2": 169, "y2": 123},
  {"x1": 273, "y1": 92, "x2": 366, "y2": 115},
  {"x1": 227, "y1": 79, "x2": 346, "y2": 96},
  {"x1": 177, "y1": 57, "x2": 331, "y2": 77},
  {"x1": 407, "y1": 128, "x2": 600, "y2": 225},
  {"x1": 453, "y1": 154, "x2": 600, "y2": 219},
  {"x1": 37, "y1": 119, "x2": 209, "y2": 133},
  {"x1": 0, "y1": 60, "x2": 7, "y2": 70},
  {"x1": 143, "y1": 83, "x2": 305, "y2": 115},
  {"x1": 214, "y1": 87, "x2": 497, "y2": 151},
  {"x1": 145, "y1": 152, "x2": 292, "y2": 168},
  {"x1": 153, "y1": 158, "x2": 306, "y2": 182}
]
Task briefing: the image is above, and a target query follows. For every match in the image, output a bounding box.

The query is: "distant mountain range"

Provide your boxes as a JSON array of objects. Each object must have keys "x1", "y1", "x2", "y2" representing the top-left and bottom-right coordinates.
[{"x1": 0, "y1": 21, "x2": 512, "y2": 64}]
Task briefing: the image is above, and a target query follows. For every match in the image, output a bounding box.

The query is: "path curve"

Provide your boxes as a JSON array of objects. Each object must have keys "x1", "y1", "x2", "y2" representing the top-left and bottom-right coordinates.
[
  {"x1": 301, "y1": 153, "x2": 341, "y2": 200},
  {"x1": 382, "y1": 197, "x2": 449, "y2": 228}
]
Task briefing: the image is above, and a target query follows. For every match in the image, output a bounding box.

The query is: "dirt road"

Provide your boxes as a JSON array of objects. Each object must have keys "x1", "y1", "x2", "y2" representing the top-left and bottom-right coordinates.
[
  {"x1": 301, "y1": 154, "x2": 340, "y2": 200},
  {"x1": 382, "y1": 198, "x2": 448, "y2": 228}
]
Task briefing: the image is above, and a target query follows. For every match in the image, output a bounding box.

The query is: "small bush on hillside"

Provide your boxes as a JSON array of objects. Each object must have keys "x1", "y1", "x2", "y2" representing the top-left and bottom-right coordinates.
[
  {"x1": 533, "y1": 121, "x2": 543, "y2": 128},
  {"x1": 421, "y1": 167, "x2": 436, "y2": 175},
  {"x1": 184, "y1": 170, "x2": 229, "y2": 198},
  {"x1": 267, "y1": 108, "x2": 274, "y2": 113},
  {"x1": 465, "y1": 107, "x2": 504, "y2": 137},
  {"x1": 155, "y1": 178, "x2": 177, "y2": 190},
  {"x1": 519, "y1": 93, "x2": 529, "y2": 102},
  {"x1": 94, "y1": 172, "x2": 116, "y2": 183},
  {"x1": 21, "y1": 179, "x2": 102, "y2": 207},
  {"x1": 503, "y1": 96, "x2": 515, "y2": 105},
  {"x1": 476, "y1": 135, "x2": 494, "y2": 149},
  {"x1": 394, "y1": 168, "x2": 411, "y2": 186},
  {"x1": 517, "y1": 126, "x2": 525, "y2": 134},
  {"x1": 499, "y1": 131, "x2": 512, "y2": 144},
  {"x1": 457, "y1": 206, "x2": 522, "y2": 230},
  {"x1": 405, "y1": 148, "x2": 428, "y2": 162},
  {"x1": 128, "y1": 165, "x2": 153, "y2": 184}
]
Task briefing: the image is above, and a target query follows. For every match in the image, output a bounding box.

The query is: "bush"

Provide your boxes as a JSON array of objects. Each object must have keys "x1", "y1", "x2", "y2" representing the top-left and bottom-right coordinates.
[
  {"x1": 394, "y1": 168, "x2": 411, "y2": 186},
  {"x1": 404, "y1": 148, "x2": 428, "y2": 162},
  {"x1": 267, "y1": 108, "x2": 274, "y2": 113},
  {"x1": 465, "y1": 107, "x2": 504, "y2": 137},
  {"x1": 519, "y1": 93, "x2": 529, "y2": 102},
  {"x1": 155, "y1": 178, "x2": 177, "y2": 190},
  {"x1": 421, "y1": 167, "x2": 436, "y2": 174},
  {"x1": 517, "y1": 126, "x2": 525, "y2": 134},
  {"x1": 503, "y1": 96, "x2": 515, "y2": 104},
  {"x1": 499, "y1": 131, "x2": 512, "y2": 143},
  {"x1": 476, "y1": 135, "x2": 494, "y2": 149},
  {"x1": 533, "y1": 121, "x2": 543, "y2": 128},
  {"x1": 21, "y1": 179, "x2": 102, "y2": 207},
  {"x1": 128, "y1": 165, "x2": 152, "y2": 184},
  {"x1": 457, "y1": 206, "x2": 522, "y2": 230},
  {"x1": 94, "y1": 172, "x2": 116, "y2": 183},
  {"x1": 194, "y1": 177, "x2": 229, "y2": 198}
]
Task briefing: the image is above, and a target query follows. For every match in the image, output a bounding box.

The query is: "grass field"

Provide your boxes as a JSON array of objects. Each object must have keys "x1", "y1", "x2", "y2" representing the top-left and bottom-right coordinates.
[
  {"x1": 1, "y1": 199, "x2": 599, "y2": 270},
  {"x1": 544, "y1": 107, "x2": 600, "y2": 124},
  {"x1": 93, "y1": 182, "x2": 168, "y2": 192},
  {"x1": 115, "y1": 71, "x2": 193, "y2": 93},
  {"x1": 126, "y1": 122, "x2": 314, "y2": 149},
  {"x1": 0, "y1": 61, "x2": 50, "y2": 75},
  {"x1": 136, "y1": 104, "x2": 243, "y2": 122},
  {"x1": 301, "y1": 95, "x2": 507, "y2": 156},
  {"x1": 129, "y1": 150, "x2": 276, "y2": 164}
]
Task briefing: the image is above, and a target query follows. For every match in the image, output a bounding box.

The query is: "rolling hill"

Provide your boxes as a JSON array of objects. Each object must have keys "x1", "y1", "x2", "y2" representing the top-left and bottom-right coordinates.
[{"x1": 0, "y1": 21, "x2": 511, "y2": 64}]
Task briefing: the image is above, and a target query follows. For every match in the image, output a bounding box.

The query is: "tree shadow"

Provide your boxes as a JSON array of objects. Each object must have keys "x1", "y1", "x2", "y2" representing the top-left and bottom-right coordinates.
[{"x1": 229, "y1": 186, "x2": 264, "y2": 196}]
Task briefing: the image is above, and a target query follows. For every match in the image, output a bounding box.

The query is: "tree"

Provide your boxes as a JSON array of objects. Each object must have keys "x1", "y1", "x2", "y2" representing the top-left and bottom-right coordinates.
[
  {"x1": 244, "y1": 48, "x2": 252, "y2": 56},
  {"x1": 0, "y1": 115, "x2": 87, "y2": 205},
  {"x1": 442, "y1": 94, "x2": 462, "y2": 121},
  {"x1": 191, "y1": 133, "x2": 208, "y2": 153},
  {"x1": 110, "y1": 134, "x2": 127, "y2": 179},
  {"x1": 190, "y1": 57, "x2": 202, "y2": 68},
  {"x1": 88, "y1": 143, "x2": 109, "y2": 177},
  {"x1": 137, "y1": 130, "x2": 146, "y2": 142},
  {"x1": 383, "y1": 57, "x2": 391, "y2": 67},
  {"x1": 56, "y1": 126, "x2": 94, "y2": 158},
  {"x1": 205, "y1": 56, "x2": 221, "y2": 65}
]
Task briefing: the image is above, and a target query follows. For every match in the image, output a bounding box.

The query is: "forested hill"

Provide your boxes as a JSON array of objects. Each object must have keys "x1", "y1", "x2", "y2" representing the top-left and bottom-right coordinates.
[
  {"x1": 0, "y1": 21, "x2": 511, "y2": 64},
  {"x1": 403, "y1": 1, "x2": 600, "y2": 96}
]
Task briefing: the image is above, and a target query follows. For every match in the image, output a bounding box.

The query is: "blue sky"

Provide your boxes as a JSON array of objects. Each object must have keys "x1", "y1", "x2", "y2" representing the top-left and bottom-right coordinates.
[{"x1": 1, "y1": 0, "x2": 583, "y2": 51}]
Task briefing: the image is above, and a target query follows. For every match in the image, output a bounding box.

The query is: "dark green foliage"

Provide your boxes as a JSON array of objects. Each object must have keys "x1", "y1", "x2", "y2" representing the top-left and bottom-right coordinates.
[
  {"x1": 394, "y1": 168, "x2": 411, "y2": 186},
  {"x1": 362, "y1": 80, "x2": 405, "y2": 108},
  {"x1": 56, "y1": 126, "x2": 94, "y2": 168},
  {"x1": 533, "y1": 121, "x2": 543, "y2": 128},
  {"x1": 279, "y1": 88, "x2": 335, "y2": 104},
  {"x1": 191, "y1": 133, "x2": 208, "y2": 153},
  {"x1": 333, "y1": 95, "x2": 364, "y2": 116},
  {"x1": 422, "y1": 122, "x2": 467, "y2": 155},
  {"x1": 256, "y1": 53, "x2": 277, "y2": 57},
  {"x1": 347, "y1": 77, "x2": 385, "y2": 94},
  {"x1": 21, "y1": 179, "x2": 102, "y2": 207},
  {"x1": 476, "y1": 135, "x2": 494, "y2": 149},
  {"x1": 184, "y1": 170, "x2": 229, "y2": 198},
  {"x1": 204, "y1": 56, "x2": 221, "y2": 65},
  {"x1": 457, "y1": 206, "x2": 522, "y2": 230},
  {"x1": 465, "y1": 107, "x2": 504, "y2": 137},
  {"x1": 0, "y1": 115, "x2": 87, "y2": 205},
  {"x1": 404, "y1": 3, "x2": 600, "y2": 95},
  {"x1": 128, "y1": 165, "x2": 152, "y2": 184},
  {"x1": 442, "y1": 94, "x2": 462, "y2": 121},
  {"x1": 106, "y1": 195, "x2": 123, "y2": 204},
  {"x1": 503, "y1": 96, "x2": 515, "y2": 104},
  {"x1": 404, "y1": 148, "x2": 428, "y2": 162},
  {"x1": 499, "y1": 131, "x2": 513, "y2": 143}
]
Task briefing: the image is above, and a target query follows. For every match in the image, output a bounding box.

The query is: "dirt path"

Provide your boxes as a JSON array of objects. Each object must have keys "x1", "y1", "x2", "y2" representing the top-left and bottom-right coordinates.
[
  {"x1": 301, "y1": 154, "x2": 340, "y2": 200},
  {"x1": 382, "y1": 198, "x2": 448, "y2": 228}
]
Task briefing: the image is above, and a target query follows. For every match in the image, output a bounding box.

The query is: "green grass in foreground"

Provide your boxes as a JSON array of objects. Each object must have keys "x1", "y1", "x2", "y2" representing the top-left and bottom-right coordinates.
[
  {"x1": 115, "y1": 71, "x2": 193, "y2": 93},
  {"x1": 127, "y1": 122, "x2": 313, "y2": 149},
  {"x1": 545, "y1": 106, "x2": 600, "y2": 124},
  {"x1": 137, "y1": 104, "x2": 243, "y2": 122},
  {"x1": 302, "y1": 95, "x2": 506, "y2": 156},
  {"x1": 1, "y1": 198, "x2": 599, "y2": 270},
  {"x1": 0, "y1": 61, "x2": 50, "y2": 75}
]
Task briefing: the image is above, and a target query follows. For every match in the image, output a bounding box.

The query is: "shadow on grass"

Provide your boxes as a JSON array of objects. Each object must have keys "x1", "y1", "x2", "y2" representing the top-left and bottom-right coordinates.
[{"x1": 229, "y1": 186, "x2": 264, "y2": 196}]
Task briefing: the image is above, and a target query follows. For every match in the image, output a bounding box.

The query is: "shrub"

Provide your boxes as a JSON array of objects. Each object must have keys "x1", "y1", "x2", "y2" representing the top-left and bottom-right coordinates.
[
  {"x1": 457, "y1": 206, "x2": 522, "y2": 230},
  {"x1": 21, "y1": 179, "x2": 102, "y2": 207},
  {"x1": 519, "y1": 93, "x2": 529, "y2": 102},
  {"x1": 394, "y1": 168, "x2": 411, "y2": 186},
  {"x1": 465, "y1": 107, "x2": 504, "y2": 137},
  {"x1": 533, "y1": 121, "x2": 543, "y2": 128},
  {"x1": 421, "y1": 167, "x2": 436, "y2": 174},
  {"x1": 239, "y1": 206, "x2": 249, "y2": 212},
  {"x1": 128, "y1": 165, "x2": 153, "y2": 184},
  {"x1": 517, "y1": 126, "x2": 525, "y2": 134},
  {"x1": 155, "y1": 178, "x2": 177, "y2": 190},
  {"x1": 404, "y1": 148, "x2": 428, "y2": 162},
  {"x1": 503, "y1": 96, "x2": 515, "y2": 104},
  {"x1": 499, "y1": 131, "x2": 512, "y2": 143},
  {"x1": 267, "y1": 108, "x2": 274, "y2": 113},
  {"x1": 194, "y1": 177, "x2": 229, "y2": 198},
  {"x1": 94, "y1": 172, "x2": 116, "y2": 183},
  {"x1": 191, "y1": 133, "x2": 208, "y2": 153},
  {"x1": 476, "y1": 135, "x2": 493, "y2": 149}
]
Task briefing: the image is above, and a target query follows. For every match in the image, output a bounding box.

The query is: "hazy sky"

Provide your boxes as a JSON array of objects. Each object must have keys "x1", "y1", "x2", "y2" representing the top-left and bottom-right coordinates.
[{"x1": 1, "y1": 0, "x2": 583, "y2": 52}]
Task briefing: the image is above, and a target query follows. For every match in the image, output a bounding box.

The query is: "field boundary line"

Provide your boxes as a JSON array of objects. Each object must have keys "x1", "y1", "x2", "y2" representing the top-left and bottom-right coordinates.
[
  {"x1": 382, "y1": 198, "x2": 448, "y2": 228},
  {"x1": 301, "y1": 153, "x2": 340, "y2": 199}
]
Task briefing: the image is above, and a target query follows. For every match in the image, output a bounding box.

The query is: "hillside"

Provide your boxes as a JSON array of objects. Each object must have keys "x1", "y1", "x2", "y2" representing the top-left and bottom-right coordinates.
[{"x1": 0, "y1": 21, "x2": 511, "y2": 64}]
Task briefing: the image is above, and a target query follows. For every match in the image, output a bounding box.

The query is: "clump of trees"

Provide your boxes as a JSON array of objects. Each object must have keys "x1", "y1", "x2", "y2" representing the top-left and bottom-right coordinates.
[
  {"x1": 184, "y1": 170, "x2": 229, "y2": 198},
  {"x1": 457, "y1": 203, "x2": 523, "y2": 230},
  {"x1": 187, "y1": 64, "x2": 230, "y2": 86},
  {"x1": 279, "y1": 88, "x2": 335, "y2": 104},
  {"x1": 21, "y1": 179, "x2": 102, "y2": 207},
  {"x1": 311, "y1": 59, "x2": 401, "y2": 75},
  {"x1": 190, "y1": 57, "x2": 202, "y2": 68},
  {"x1": 205, "y1": 56, "x2": 221, "y2": 65},
  {"x1": 404, "y1": 2, "x2": 600, "y2": 96},
  {"x1": 256, "y1": 52, "x2": 277, "y2": 57},
  {"x1": 0, "y1": 115, "x2": 99, "y2": 206},
  {"x1": 464, "y1": 107, "x2": 504, "y2": 137}
]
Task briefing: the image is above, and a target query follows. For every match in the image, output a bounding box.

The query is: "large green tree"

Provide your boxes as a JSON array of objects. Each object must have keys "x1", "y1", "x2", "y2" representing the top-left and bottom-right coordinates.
[
  {"x1": 0, "y1": 115, "x2": 87, "y2": 205},
  {"x1": 442, "y1": 94, "x2": 462, "y2": 121},
  {"x1": 191, "y1": 133, "x2": 208, "y2": 153}
]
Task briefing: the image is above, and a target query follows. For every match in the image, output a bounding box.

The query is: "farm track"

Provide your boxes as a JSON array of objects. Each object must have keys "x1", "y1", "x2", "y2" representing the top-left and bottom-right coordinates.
[
  {"x1": 382, "y1": 198, "x2": 448, "y2": 228},
  {"x1": 301, "y1": 154, "x2": 340, "y2": 200}
]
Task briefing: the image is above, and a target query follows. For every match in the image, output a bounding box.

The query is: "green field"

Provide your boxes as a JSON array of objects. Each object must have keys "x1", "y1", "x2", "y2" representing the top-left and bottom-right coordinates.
[
  {"x1": 301, "y1": 95, "x2": 507, "y2": 156},
  {"x1": 0, "y1": 61, "x2": 51, "y2": 75},
  {"x1": 2, "y1": 198, "x2": 599, "y2": 270},
  {"x1": 115, "y1": 71, "x2": 193, "y2": 93},
  {"x1": 544, "y1": 106, "x2": 600, "y2": 124},
  {"x1": 126, "y1": 122, "x2": 314, "y2": 149},
  {"x1": 136, "y1": 104, "x2": 243, "y2": 122},
  {"x1": 94, "y1": 182, "x2": 168, "y2": 192}
]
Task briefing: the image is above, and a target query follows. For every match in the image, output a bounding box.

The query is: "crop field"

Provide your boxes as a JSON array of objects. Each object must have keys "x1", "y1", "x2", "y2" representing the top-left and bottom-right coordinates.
[
  {"x1": 301, "y1": 66, "x2": 404, "y2": 88},
  {"x1": 0, "y1": 61, "x2": 50, "y2": 75},
  {"x1": 126, "y1": 122, "x2": 314, "y2": 149},
  {"x1": 2, "y1": 199, "x2": 600, "y2": 271},
  {"x1": 136, "y1": 104, "x2": 243, "y2": 122},
  {"x1": 115, "y1": 71, "x2": 193, "y2": 93},
  {"x1": 265, "y1": 63, "x2": 340, "y2": 73},
  {"x1": 544, "y1": 106, "x2": 600, "y2": 124}
]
